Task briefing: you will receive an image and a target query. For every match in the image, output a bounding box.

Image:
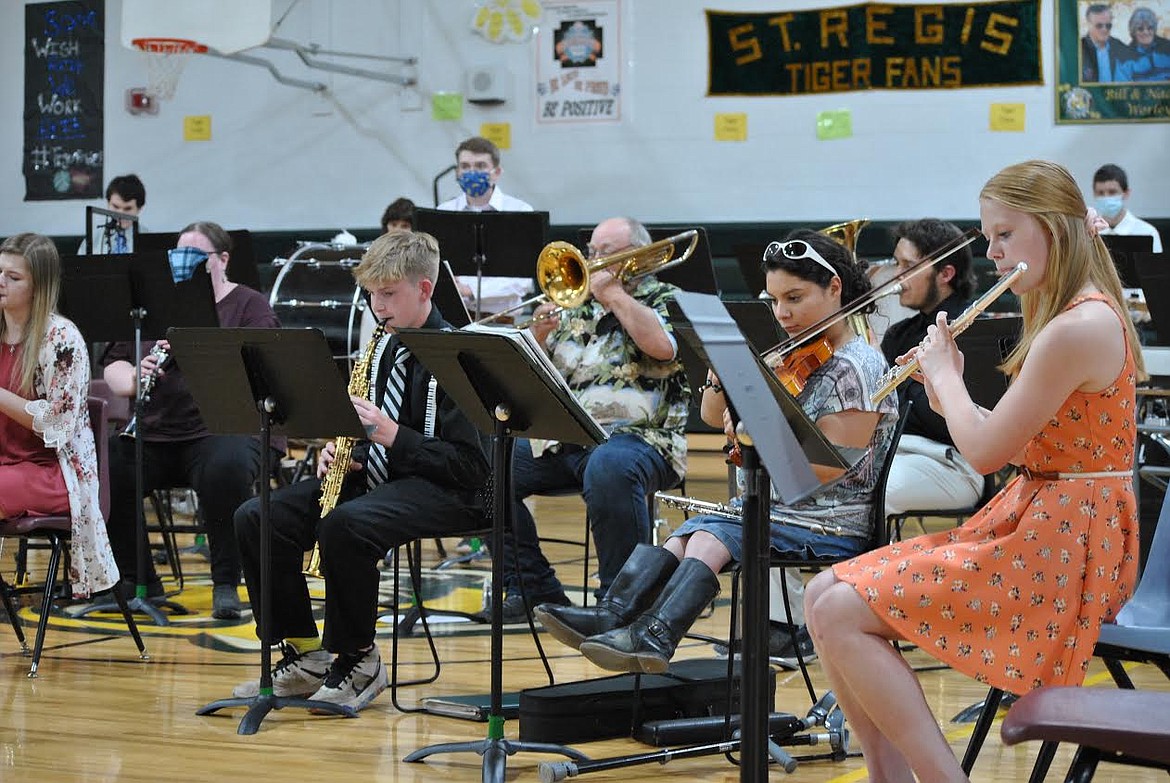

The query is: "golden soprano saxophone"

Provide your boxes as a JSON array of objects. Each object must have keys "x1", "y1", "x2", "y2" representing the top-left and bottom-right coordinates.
[
  {"x1": 870, "y1": 262, "x2": 1027, "y2": 405},
  {"x1": 304, "y1": 322, "x2": 387, "y2": 578}
]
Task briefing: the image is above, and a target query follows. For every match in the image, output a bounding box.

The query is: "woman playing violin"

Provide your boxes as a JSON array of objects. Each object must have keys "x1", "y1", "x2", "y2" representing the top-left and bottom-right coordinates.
[{"x1": 532, "y1": 229, "x2": 899, "y2": 674}]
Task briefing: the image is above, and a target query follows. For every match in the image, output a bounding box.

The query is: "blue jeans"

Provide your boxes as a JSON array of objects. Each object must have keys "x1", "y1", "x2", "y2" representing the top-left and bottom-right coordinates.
[{"x1": 501, "y1": 434, "x2": 677, "y2": 599}]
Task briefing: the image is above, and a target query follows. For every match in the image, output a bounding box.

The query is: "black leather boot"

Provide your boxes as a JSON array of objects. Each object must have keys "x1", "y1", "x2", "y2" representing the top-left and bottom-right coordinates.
[
  {"x1": 533, "y1": 544, "x2": 679, "y2": 651},
  {"x1": 578, "y1": 558, "x2": 721, "y2": 674}
]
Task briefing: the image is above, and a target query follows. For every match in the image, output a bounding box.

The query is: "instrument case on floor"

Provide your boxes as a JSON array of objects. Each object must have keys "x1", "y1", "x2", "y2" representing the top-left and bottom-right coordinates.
[{"x1": 517, "y1": 658, "x2": 775, "y2": 744}]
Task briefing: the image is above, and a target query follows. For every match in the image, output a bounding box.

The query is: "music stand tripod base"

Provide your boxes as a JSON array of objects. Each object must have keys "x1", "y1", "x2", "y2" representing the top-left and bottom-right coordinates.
[
  {"x1": 382, "y1": 328, "x2": 607, "y2": 783},
  {"x1": 75, "y1": 590, "x2": 189, "y2": 626},
  {"x1": 400, "y1": 422, "x2": 590, "y2": 781},
  {"x1": 196, "y1": 691, "x2": 357, "y2": 736}
]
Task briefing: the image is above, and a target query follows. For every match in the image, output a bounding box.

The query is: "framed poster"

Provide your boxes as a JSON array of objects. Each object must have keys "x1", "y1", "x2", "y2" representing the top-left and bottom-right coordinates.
[
  {"x1": 535, "y1": 0, "x2": 622, "y2": 124},
  {"x1": 1056, "y1": 0, "x2": 1170, "y2": 123}
]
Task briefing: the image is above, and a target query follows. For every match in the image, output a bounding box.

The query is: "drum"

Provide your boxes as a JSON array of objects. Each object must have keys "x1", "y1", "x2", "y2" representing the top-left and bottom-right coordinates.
[{"x1": 268, "y1": 241, "x2": 370, "y2": 368}]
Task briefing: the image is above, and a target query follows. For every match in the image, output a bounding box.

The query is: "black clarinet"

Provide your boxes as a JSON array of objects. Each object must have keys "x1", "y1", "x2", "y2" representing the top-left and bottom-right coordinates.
[{"x1": 120, "y1": 344, "x2": 170, "y2": 439}]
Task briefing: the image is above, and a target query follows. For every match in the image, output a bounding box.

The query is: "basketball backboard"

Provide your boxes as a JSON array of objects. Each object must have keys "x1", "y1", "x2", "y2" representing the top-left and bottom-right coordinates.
[{"x1": 121, "y1": 0, "x2": 271, "y2": 55}]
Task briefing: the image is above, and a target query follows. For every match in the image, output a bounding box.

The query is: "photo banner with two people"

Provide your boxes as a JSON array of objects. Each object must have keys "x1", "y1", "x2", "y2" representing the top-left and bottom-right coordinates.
[{"x1": 1057, "y1": 0, "x2": 1170, "y2": 123}]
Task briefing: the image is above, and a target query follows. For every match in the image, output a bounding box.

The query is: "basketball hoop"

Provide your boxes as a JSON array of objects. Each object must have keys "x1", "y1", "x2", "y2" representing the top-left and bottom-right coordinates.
[{"x1": 132, "y1": 37, "x2": 208, "y2": 100}]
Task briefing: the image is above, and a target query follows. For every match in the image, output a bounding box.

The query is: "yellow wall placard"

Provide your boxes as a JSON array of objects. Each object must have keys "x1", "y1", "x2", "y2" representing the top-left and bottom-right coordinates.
[
  {"x1": 480, "y1": 122, "x2": 512, "y2": 150},
  {"x1": 183, "y1": 115, "x2": 212, "y2": 142},
  {"x1": 989, "y1": 103, "x2": 1026, "y2": 132},
  {"x1": 714, "y1": 113, "x2": 748, "y2": 141}
]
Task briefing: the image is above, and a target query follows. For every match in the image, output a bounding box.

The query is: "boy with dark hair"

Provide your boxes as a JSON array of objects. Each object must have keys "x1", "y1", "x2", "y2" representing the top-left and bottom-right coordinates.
[
  {"x1": 1092, "y1": 163, "x2": 1163, "y2": 252},
  {"x1": 380, "y1": 197, "x2": 415, "y2": 233}
]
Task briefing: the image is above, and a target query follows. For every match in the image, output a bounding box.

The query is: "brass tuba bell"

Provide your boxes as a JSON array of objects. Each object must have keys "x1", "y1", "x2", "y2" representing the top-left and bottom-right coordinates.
[
  {"x1": 819, "y1": 219, "x2": 871, "y2": 340},
  {"x1": 819, "y1": 218, "x2": 869, "y2": 260}
]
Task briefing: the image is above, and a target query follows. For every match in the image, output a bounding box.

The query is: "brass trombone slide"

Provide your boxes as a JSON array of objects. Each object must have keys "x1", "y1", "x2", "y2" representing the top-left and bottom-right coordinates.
[{"x1": 471, "y1": 229, "x2": 700, "y2": 327}]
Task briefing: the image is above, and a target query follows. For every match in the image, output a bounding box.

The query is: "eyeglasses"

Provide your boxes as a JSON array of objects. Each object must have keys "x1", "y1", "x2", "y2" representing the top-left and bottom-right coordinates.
[
  {"x1": 763, "y1": 240, "x2": 839, "y2": 279},
  {"x1": 1093, "y1": 22, "x2": 1112, "y2": 30},
  {"x1": 587, "y1": 243, "x2": 633, "y2": 260},
  {"x1": 1134, "y1": 24, "x2": 1154, "y2": 31}
]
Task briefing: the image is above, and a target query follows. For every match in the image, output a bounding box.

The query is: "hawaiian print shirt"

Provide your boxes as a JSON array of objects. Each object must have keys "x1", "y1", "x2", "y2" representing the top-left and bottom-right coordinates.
[{"x1": 535, "y1": 276, "x2": 691, "y2": 478}]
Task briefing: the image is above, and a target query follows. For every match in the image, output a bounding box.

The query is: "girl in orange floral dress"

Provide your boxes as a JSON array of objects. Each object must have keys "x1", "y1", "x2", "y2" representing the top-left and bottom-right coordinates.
[{"x1": 805, "y1": 160, "x2": 1146, "y2": 782}]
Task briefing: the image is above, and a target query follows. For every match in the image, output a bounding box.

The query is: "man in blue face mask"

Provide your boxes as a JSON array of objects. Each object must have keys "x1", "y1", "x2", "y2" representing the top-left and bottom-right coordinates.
[
  {"x1": 1092, "y1": 163, "x2": 1163, "y2": 252},
  {"x1": 437, "y1": 136, "x2": 538, "y2": 320},
  {"x1": 438, "y1": 136, "x2": 533, "y2": 213}
]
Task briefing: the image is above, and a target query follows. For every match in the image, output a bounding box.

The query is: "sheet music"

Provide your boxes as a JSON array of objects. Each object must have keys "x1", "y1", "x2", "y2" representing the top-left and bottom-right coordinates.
[{"x1": 461, "y1": 322, "x2": 607, "y2": 444}]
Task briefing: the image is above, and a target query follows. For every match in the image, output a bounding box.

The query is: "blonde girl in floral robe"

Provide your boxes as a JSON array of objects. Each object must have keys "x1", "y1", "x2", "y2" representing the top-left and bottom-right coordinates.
[{"x1": 0, "y1": 233, "x2": 119, "y2": 597}]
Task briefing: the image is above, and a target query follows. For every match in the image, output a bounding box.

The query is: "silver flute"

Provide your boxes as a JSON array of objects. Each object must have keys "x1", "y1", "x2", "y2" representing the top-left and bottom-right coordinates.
[
  {"x1": 654, "y1": 492, "x2": 846, "y2": 536},
  {"x1": 120, "y1": 344, "x2": 170, "y2": 440}
]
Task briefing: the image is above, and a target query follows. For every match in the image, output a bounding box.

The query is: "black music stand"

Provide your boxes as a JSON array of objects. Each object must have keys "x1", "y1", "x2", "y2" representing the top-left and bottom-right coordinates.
[
  {"x1": 954, "y1": 316, "x2": 1020, "y2": 410},
  {"x1": 170, "y1": 327, "x2": 365, "y2": 734},
  {"x1": 539, "y1": 293, "x2": 861, "y2": 781},
  {"x1": 1102, "y1": 234, "x2": 1154, "y2": 289},
  {"x1": 394, "y1": 326, "x2": 604, "y2": 783},
  {"x1": 60, "y1": 251, "x2": 216, "y2": 625},
  {"x1": 414, "y1": 207, "x2": 550, "y2": 321},
  {"x1": 1135, "y1": 253, "x2": 1170, "y2": 347},
  {"x1": 434, "y1": 259, "x2": 473, "y2": 328},
  {"x1": 84, "y1": 206, "x2": 139, "y2": 255}
]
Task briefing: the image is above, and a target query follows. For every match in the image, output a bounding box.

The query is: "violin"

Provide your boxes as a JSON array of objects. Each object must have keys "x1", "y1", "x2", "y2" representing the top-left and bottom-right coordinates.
[{"x1": 726, "y1": 336, "x2": 835, "y2": 465}]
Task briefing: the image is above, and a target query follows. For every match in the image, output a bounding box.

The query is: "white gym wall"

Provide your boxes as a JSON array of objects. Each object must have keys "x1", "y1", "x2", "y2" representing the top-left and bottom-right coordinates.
[{"x1": 3, "y1": 0, "x2": 1167, "y2": 236}]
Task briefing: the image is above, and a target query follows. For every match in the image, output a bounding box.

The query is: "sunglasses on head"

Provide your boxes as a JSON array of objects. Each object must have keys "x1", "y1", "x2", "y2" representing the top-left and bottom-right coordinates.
[{"x1": 763, "y1": 240, "x2": 839, "y2": 279}]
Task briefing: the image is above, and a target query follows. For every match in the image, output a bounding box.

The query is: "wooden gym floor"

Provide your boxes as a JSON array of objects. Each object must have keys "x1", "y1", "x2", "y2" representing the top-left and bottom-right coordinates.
[{"x1": 1, "y1": 436, "x2": 1165, "y2": 783}]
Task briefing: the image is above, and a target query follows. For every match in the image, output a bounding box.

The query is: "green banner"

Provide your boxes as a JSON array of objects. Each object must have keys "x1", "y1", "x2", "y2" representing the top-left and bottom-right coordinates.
[
  {"x1": 1055, "y1": 0, "x2": 1170, "y2": 123},
  {"x1": 707, "y1": 1, "x2": 1041, "y2": 96}
]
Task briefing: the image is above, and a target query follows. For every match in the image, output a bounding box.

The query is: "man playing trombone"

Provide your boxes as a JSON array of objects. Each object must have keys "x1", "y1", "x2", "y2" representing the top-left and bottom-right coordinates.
[{"x1": 487, "y1": 216, "x2": 691, "y2": 623}]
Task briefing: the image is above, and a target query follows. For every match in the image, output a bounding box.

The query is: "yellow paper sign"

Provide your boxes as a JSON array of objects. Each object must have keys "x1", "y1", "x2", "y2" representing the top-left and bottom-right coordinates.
[
  {"x1": 989, "y1": 103, "x2": 1026, "y2": 132},
  {"x1": 480, "y1": 122, "x2": 512, "y2": 150},
  {"x1": 714, "y1": 113, "x2": 748, "y2": 142},
  {"x1": 183, "y1": 115, "x2": 212, "y2": 142},
  {"x1": 432, "y1": 92, "x2": 464, "y2": 121},
  {"x1": 816, "y1": 109, "x2": 853, "y2": 141}
]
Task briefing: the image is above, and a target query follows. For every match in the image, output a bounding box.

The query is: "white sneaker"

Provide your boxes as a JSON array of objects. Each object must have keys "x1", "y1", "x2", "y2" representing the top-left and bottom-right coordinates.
[
  {"x1": 307, "y1": 646, "x2": 388, "y2": 713},
  {"x1": 231, "y1": 642, "x2": 332, "y2": 698}
]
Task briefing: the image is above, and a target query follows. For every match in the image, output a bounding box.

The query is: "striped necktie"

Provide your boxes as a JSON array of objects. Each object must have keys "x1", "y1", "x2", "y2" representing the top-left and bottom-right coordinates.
[{"x1": 366, "y1": 343, "x2": 410, "y2": 489}]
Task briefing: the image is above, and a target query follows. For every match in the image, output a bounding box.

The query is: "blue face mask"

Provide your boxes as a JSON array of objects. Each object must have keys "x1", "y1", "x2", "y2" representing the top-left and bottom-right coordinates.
[
  {"x1": 457, "y1": 169, "x2": 493, "y2": 198},
  {"x1": 1094, "y1": 194, "x2": 1125, "y2": 220}
]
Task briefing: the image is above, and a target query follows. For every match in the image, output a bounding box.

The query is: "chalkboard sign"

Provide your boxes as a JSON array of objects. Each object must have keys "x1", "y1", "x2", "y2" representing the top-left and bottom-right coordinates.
[{"x1": 23, "y1": 0, "x2": 104, "y2": 202}]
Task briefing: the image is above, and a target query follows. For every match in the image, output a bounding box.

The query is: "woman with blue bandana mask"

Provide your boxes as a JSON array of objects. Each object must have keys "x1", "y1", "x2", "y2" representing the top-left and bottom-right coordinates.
[
  {"x1": 1091, "y1": 163, "x2": 1164, "y2": 252},
  {"x1": 99, "y1": 220, "x2": 285, "y2": 622}
]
